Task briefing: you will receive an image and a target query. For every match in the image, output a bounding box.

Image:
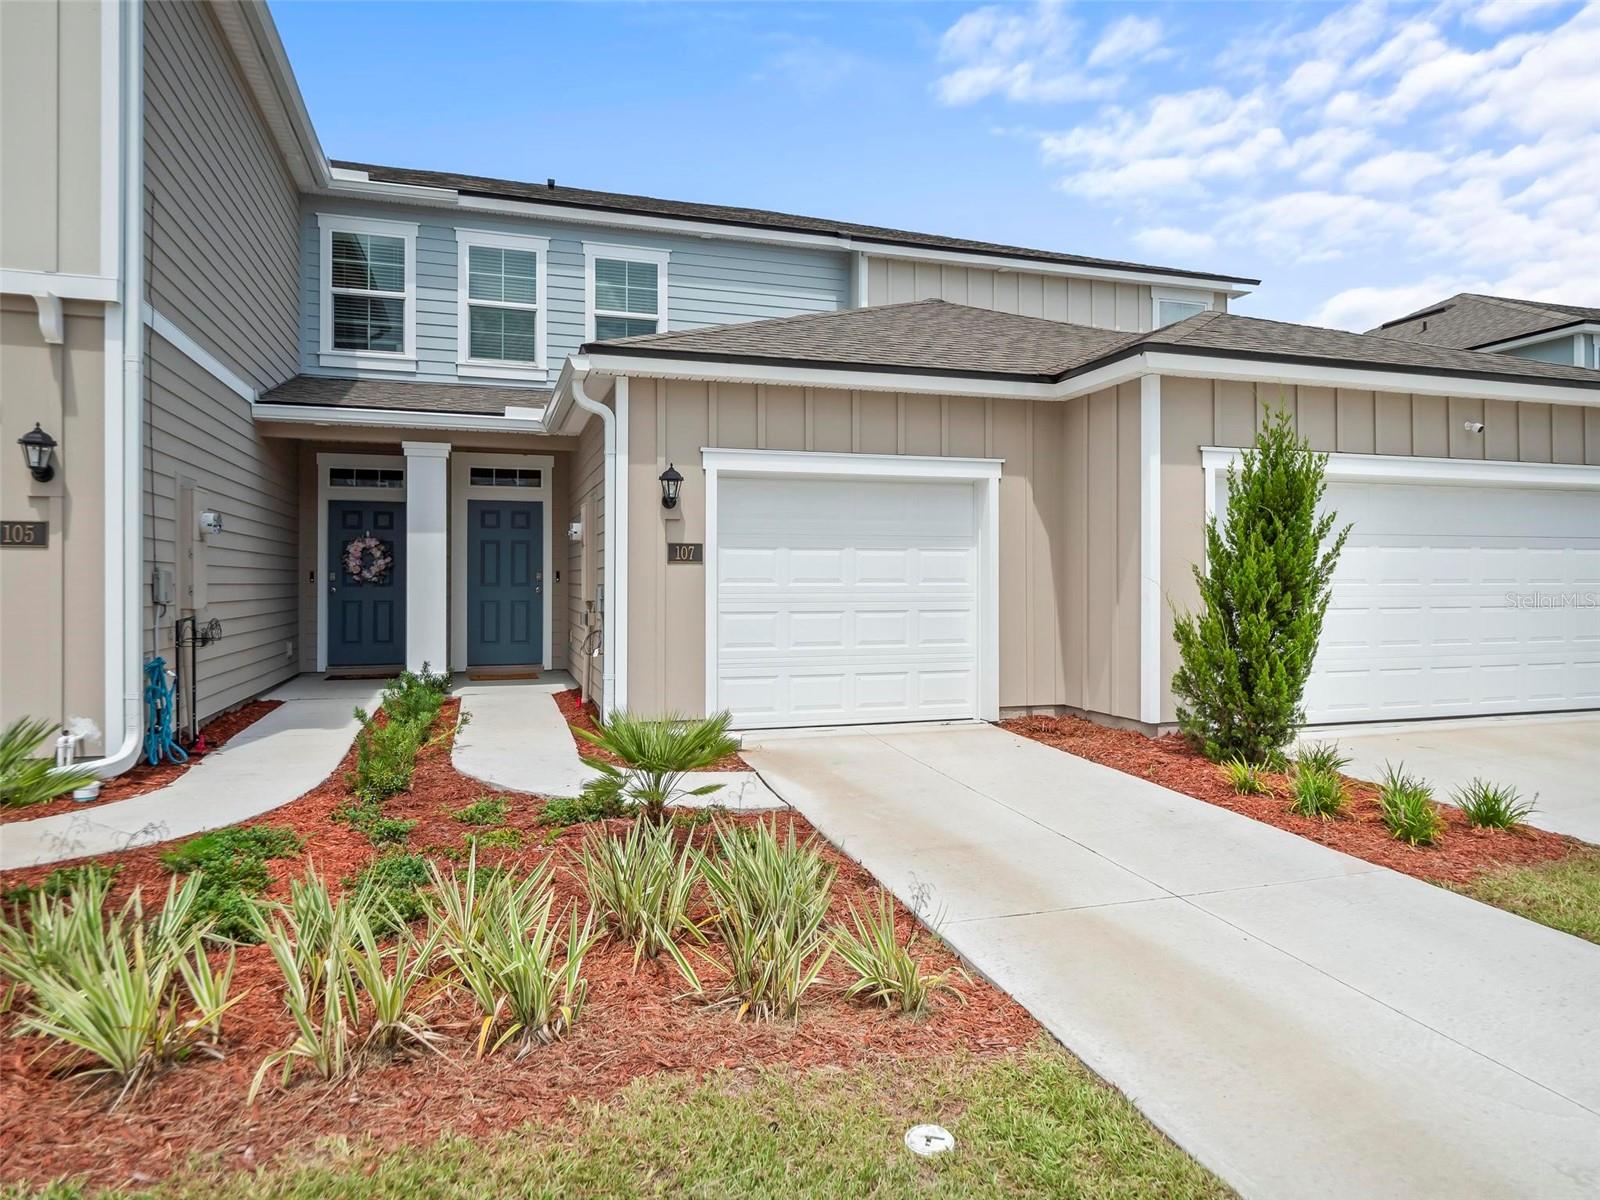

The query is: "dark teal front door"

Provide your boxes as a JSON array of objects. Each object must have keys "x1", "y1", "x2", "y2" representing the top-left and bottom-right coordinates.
[
  {"x1": 468, "y1": 500, "x2": 543, "y2": 666},
  {"x1": 327, "y1": 500, "x2": 405, "y2": 667}
]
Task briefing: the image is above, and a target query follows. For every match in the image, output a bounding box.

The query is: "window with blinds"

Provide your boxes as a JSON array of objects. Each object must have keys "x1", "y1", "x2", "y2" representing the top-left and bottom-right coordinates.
[
  {"x1": 330, "y1": 231, "x2": 407, "y2": 353},
  {"x1": 592, "y1": 257, "x2": 659, "y2": 339},
  {"x1": 467, "y1": 245, "x2": 539, "y2": 363}
]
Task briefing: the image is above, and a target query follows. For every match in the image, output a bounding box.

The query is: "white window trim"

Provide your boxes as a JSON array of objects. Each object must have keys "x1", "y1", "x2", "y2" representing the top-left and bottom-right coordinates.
[
  {"x1": 449, "y1": 452, "x2": 555, "y2": 671},
  {"x1": 1150, "y1": 285, "x2": 1211, "y2": 330},
  {"x1": 317, "y1": 213, "x2": 419, "y2": 371},
  {"x1": 584, "y1": 242, "x2": 670, "y2": 343},
  {"x1": 455, "y1": 228, "x2": 549, "y2": 380},
  {"x1": 316, "y1": 452, "x2": 408, "y2": 672},
  {"x1": 699, "y1": 447, "x2": 1003, "y2": 727}
]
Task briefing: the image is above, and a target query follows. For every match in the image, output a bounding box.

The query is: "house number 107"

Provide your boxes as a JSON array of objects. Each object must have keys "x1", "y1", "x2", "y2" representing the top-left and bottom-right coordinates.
[{"x1": 666, "y1": 542, "x2": 703, "y2": 563}]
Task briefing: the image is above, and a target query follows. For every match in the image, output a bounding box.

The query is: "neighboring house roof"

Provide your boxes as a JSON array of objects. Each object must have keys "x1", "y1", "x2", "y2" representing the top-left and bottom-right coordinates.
[
  {"x1": 258, "y1": 376, "x2": 552, "y2": 416},
  {"x1": 582, "y1": 299, "x2": 1600, "y2": 390},
  {"x1": 1372, "y1": 293, "x2": 1600, "y2": 350},
  {"x1": 332, "y1": 160, "x2": 1260, "y2": 289}
]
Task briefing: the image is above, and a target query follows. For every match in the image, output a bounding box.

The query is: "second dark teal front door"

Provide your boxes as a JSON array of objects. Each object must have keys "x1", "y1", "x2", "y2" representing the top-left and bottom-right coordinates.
[{"x1": 467, "y1": 500, "x2": 543, "y2": 666}]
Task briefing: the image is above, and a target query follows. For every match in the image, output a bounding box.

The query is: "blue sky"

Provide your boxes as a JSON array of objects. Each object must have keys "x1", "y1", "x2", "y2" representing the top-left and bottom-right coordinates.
[{"x1": 271, "y1": 0, "x2": 1599, "y2": 329}]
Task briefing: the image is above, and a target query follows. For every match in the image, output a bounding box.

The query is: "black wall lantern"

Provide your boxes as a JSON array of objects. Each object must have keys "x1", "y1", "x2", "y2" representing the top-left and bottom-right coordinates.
[
  {"x1": 18, "y1": 423, "x2": 57, "y2": 483},
  {"x1": 658, "y1": 462, "x2": 683, "y2": 510}
]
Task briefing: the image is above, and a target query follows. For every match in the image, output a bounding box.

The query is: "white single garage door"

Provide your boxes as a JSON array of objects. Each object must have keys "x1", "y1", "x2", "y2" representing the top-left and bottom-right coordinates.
[
  {"x1": 1305, "y1": 480, "x2": 1600, "y2": 722},
  {"x1": 715, "y1": 475, "x2": 981, "y2": 728}
]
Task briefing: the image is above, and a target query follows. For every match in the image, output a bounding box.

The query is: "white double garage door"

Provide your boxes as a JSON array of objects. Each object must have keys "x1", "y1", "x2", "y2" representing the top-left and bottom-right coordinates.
[
  {"x1": 714, "y1": 475, "x2": 982, "y2": 729},
  {"x1": 1306, "y1": 478, "x2": 1600, "y2": 723}
]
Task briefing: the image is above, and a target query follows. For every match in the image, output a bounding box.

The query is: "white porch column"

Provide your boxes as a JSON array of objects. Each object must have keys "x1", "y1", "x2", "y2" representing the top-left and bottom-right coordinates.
[{"x1": 402, "y1": 441, "x2": 451, "y2": 674}]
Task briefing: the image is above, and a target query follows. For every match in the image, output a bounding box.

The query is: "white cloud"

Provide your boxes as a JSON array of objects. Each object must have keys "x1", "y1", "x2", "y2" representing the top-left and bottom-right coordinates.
[
  {"x1": 1345, "y1": 149, "x2": 1448, "y2": 192},
  {"x1": 1133, "y1": 226, "x2": 1218, "y2": 259},
  {"x1": 1467, "y1": 0, "x2": 1572, "y2": 31},
  {"x1": 1310, "y1": 278, "x2": 1487, "y2": 330},
  {"x1": 1087, "y1": 15, "x2": 1164, "y2": 68}
]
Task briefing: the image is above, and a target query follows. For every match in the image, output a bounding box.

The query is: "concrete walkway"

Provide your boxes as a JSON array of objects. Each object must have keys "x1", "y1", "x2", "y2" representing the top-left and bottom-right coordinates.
[
  {"x1": 743, "y1": 723, "x2": 1600, "y2": 1200},
  {"x1": 0, "y1": 676, "x2": 382, "y2": 870},
  {"x1": 1301, "y1": 712, "x2": 1600, "y2": 845},
  {"x1": 452, "y1": 673, "x2": 783, "y2": 809}
]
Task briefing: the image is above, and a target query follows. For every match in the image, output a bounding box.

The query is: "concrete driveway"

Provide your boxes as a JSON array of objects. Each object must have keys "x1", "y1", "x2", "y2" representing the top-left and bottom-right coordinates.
[
  {"x1": 1301, "y1": 712, "x2": 1600, "y2": 845},
  {"x1": 742, "y1": 723, "x2": 1600, "y2": 1200}
]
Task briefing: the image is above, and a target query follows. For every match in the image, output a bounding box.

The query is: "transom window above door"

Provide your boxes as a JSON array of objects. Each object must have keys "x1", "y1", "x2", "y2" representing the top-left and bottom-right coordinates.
[
  {"x1": 317, "y1": 214, "x2": 418, "y2": 369},
  {"x1": 457, "y1": 230, "x2": 549, "y2": 378},
  {"x1": 585, "y1": 243, "x2": 669, "y2": 342}
]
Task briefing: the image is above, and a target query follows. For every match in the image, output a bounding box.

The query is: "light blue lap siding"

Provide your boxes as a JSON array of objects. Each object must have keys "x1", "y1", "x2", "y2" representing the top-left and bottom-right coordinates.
[
  {"x1": 300, "y1": 201, "x2": 850, "y2": 387},
  {"x1": 1500, "y1": 335, "x2": 1581, "y2": 366}
]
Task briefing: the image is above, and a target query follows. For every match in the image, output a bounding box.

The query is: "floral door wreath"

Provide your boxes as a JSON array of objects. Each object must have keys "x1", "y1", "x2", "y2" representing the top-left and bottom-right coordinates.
[{"x1": 343, "y1": 535, "x2": 393, "y2": 584}]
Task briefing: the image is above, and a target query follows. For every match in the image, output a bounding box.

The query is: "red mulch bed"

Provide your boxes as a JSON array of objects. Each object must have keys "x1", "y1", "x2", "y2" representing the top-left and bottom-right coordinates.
[
  {"x1": 0, "y1": 701, "x2": 283, "y2": 827},
  {"x1": 1002, "y1": 714, "x2": 1585, "y2": 886},
  {"x1": 553, "y1": 686, "x2": 750, "y2": 772},
  {"x1": 0, "y1": 700, "x2": 1035, "y2": 1193}
]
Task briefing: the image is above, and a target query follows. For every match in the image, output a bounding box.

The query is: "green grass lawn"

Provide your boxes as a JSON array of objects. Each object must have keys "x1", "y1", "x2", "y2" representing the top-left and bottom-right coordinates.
[
  {"x1": 11, "y1": 1043, "x2": 1232, "y2": 1200},
  {"x1": 1454, "y1": 850, "x2": 1600, "y2": 945}
]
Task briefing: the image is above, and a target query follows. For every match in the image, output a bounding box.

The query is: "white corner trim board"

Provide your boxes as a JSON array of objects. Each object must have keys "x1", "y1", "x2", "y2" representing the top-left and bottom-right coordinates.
[
  {"x1": 700, "y1": 447, "x2": 1003, "y2": 727},
  {"x1": 144, "y1": 306, "x2": 258, "y2": 402},
  {"x1": 1139, "y1": 375, "x2": 1162, "y2": 726}
]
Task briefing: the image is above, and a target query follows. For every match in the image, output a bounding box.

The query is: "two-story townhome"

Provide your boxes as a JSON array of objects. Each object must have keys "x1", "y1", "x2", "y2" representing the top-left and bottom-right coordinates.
[
  {"x1": 1374, "y1": 293, "x2": 1600, "y2": 370},
  {"x1": 4, "y1": 0, "x2": 1597, "y2": 780}
]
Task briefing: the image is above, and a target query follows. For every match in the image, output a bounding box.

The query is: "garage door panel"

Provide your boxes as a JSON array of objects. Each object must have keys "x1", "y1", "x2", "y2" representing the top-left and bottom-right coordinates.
[
  {"x1": 717, "y1": 475, "x2": 981, "y2": 728},
  {"x1": 1308, "y1": 480, "x2": 1600, "y2": 722}
]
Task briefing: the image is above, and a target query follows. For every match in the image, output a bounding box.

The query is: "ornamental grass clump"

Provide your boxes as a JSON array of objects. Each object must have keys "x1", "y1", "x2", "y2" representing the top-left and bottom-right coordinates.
[
  {"x1": 1288, "y1": 766, "x2": 1347, "y2": 820},
  {"x1": 1219, "y1": 756, "x2": 1271, "y2": 796},
  {"x1": 579, "y1": 819, "x2": 704, "y2": 978},
  {"x1": 1378, "y1": 763, "x2": 1446, "y2": 846},
  {"x1": 0, "y1": 875, "x2": 240, "y2": 1106},
  {"x1": 574, "y1": 710, "x2": 740, "y2": 824},
  {"x1": 830, "y1": 889, "x2": 966, "y2": 1019},
  {"x1": 1170, "y1": 409, "x2": 1350, "y2": 763},
  {"x1": 1294, "y1": 742, "x2": 1351, "y2": 776},
  {"x1": 1452, "y1": 779, "x2": 1537, "y2": 830},
  {"x1": 695, "y1": 817, "x2": 835, "y2": 1021}
]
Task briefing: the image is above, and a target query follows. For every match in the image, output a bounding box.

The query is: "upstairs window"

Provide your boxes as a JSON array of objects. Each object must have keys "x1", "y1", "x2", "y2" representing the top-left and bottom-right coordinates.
[
  {"x1": 456, "y1": 230, "x2": 548, "y2": 377},
  {"x1": 1152, "y1": 287, "x2": 1211, "y2": 329},
  {"x1": 585, "y1": 243, "x2": 669, "y2": 341},
  {"x1": 317, "y1": 214, "x2": 417, "y2": 367}
]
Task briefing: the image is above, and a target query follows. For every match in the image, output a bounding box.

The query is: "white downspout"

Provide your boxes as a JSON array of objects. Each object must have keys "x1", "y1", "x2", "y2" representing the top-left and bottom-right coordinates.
[
  {"x1": 569, "y1": 369, "x2": 623, "y2": 714},
  {"x1": 83, "y1": 0, "x2": 143, "y2": 776}
]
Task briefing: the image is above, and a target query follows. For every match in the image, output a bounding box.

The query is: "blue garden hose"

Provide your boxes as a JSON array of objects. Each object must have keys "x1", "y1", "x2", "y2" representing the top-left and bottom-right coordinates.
[{"x1": 143, "y1": 657, "x2": 188, "y2": 766}]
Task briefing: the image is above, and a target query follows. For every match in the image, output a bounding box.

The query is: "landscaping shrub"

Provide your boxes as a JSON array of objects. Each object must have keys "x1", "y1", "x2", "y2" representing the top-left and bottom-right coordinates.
[
  {"x1": 464, "y1": 827, "x2": 525, "y2": 851},
  {"x1": 579, "y1": 819, "x2": 704, "y2": 976},
  {"x1": 364, "y1": 815, "x2": 419, "y2": 847},
  {"x1": 695, "y1": 817, "x2": 835, "y2": 1020},
  {"x1": 0, "y1": 875, "x2": 239, "y2": 1104},
  {"x1": 1288, "y1": 766, "x2": 1346, "y2": 820},
  {"x1": 252, "y1": 921, "x2": 352, "y2": 1101},
  {"x1": 349, "y1": 852, "x2": 432, "y2": 932},
  {"x1": 1378, "y1": 764, "x2": 1445, "y2": 846},
  {"x1": 347, "y1": 666, "x2": 450, "y2": 807},
  {"x1": 1170, "y1": 409, "x2": 1350, "y2": 763},
  {"x1": 1452, "y1": 778, "x2": 1536, "y2": 830},
  {"x1": 574, "y1": 710, "x2": 740, "y2": 823},
  {"x1": 452, "y1": 795, "x2": 510, "y2": 826},
  {"x1": 1219, "y1": 756, "x2": 1270, "y2": 796},
  {"x1": 3, "y1": 862, "x2": 120, "y2": 909},
  {"x1": 159, "y1": 826, "x2": 302, "y2": 942},
  {"x1": 541, "y1": 789, "x2": 627, "y2": 827},
  {"x1": 1, "y1": 716, "x2": 100, "y2": 809},
  {"x1": 341, "y1": 907, "x2": 444, "y2": 1056},
  {"x1": 831, "y1": 889, "x2": 966, "y2": 1019},
  {"x1": 1294, "y1": 742, "x2": 1351, "y2": 776}
]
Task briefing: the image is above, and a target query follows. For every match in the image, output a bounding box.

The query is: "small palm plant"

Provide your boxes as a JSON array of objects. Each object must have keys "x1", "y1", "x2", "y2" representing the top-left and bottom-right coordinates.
[
  {"x1": 831, "y1": 889, "x2": 966, "y2": 1019},
  {"x1": 574, "y1": 710, "x2": 740, "y2": 824},
  {"x1": 1452, "y1": 779, "x2": 1536, "y2": 830},
  {"x1": 1, "y1": 717, "x2": 100, "y2": 809}
]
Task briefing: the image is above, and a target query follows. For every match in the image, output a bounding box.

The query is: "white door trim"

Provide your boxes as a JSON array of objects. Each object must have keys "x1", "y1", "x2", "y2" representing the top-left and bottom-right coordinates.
[
  {"x1": 449, "y1": 452, "x2": 556, "y2": 671},
  {"x1": 700, "y1": 448, "x2": 1004, "y2": 725},
  {"x1": 316, "y1": 452, "x2": 408, "y2": 672}
]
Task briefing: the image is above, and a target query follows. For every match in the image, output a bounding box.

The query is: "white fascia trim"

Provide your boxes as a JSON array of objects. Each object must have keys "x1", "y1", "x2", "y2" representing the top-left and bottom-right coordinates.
[
  {"x1": 455, "y1": 228, "x2": 549, "y2": 375},
  {"x1": 1138, "y1": 375, "x2": 1161, "y2": 726},
  {"x1": 1200, "y1": 446, "x2": 1600, "y2": 523},
  {"x1": 583, "y1": 242, "x2": 670, "y2": 343},
  {"x1": 1140, "y1": 351, "x2": 1600, "y2": 407},
  {"x1": 315, "y1": 212, "x2": 419, "y2": 365},
  {"x1": 210, "y1": 0, "x2": 331, "y2": 190},
  {"x1": 1, "y1": 268, "x2": 120, "y2": 303},
  {"x1": 699, "y1": 447, "x2": 1003, "y2": 723},
  {"x1": 440, "y1": 191, "x2": 1256, "y2": 296},
  {"x1": 144, "y1": 306, "x2": 257, "y2": 402},
  {"x1": 1473, "y1": 324, "x2": 1600, "y2": 355},
  {"x1": 251, "y1": 402, "x2": 548, "y2": 434},
  {"x1": 584, "y1": 354, "x2": 1060, "y2": 399}
]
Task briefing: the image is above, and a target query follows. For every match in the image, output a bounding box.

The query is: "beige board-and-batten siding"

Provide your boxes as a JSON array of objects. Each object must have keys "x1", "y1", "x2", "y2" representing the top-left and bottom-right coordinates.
[
  {"x1": 622, "y1": 378, "x2": 1146, "y2": 723},
  {"x1": 569, "y1": 417, "x2": 607, "y2": 703},
  {"x1": 1159, "y1": 378, "x2": 1600, "y2": 724},
  {"x1": 864, "y1": 258, "x2": 1228, "y2": 332}
]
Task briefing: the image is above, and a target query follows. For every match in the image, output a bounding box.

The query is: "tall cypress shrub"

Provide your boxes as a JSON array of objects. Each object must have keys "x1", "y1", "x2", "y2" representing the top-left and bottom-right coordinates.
[{"x1": 1171, "y1": 409, "x2": 1350, "y2": 762}]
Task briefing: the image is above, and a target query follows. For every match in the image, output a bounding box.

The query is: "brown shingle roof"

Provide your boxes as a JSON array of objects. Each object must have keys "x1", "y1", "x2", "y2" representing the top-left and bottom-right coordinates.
[
  {"x1": 583, "y1": 299, "x2": 1600, "y2": 390},
  {"x1": 258, "y1": 376, "x2": 552, "y2": 416},
  {"x1": 333, "y1": 160, "x2": 1259, "y2": 287},
  {"x1": 1372, "y1": 293, "x2": 1600, "y2": 349}
]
